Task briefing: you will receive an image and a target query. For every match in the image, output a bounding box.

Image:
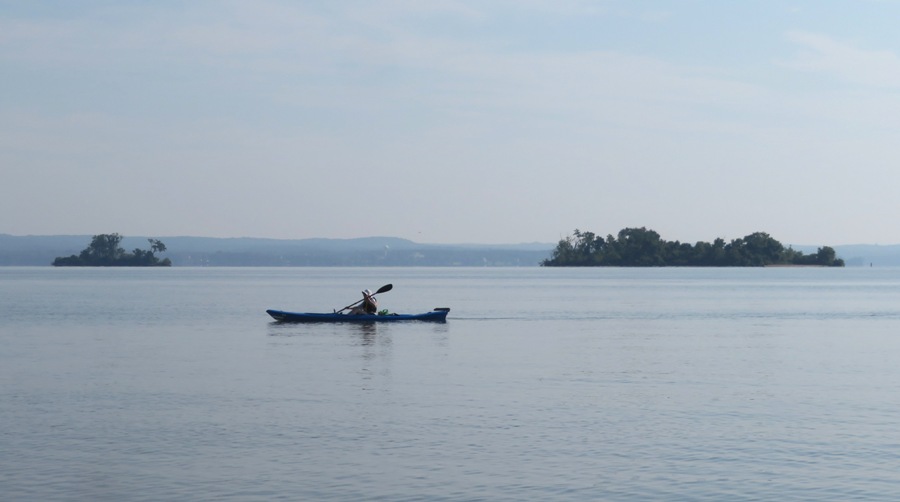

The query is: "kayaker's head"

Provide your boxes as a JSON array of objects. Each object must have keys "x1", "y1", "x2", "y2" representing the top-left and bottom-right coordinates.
[{"x1": 362, "y1": 289, "x2": 372, "y2": 296}]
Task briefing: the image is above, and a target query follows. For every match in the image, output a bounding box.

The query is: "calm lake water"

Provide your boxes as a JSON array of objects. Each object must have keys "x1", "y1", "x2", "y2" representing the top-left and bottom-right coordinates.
[{"x1": 3, "y1": 266, "x2": 900, "y2": 501}]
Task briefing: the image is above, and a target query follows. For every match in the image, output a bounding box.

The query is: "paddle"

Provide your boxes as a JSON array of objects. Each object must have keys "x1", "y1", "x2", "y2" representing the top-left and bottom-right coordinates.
[{"x1": 335, "y1": 283, "x2": 393, "y2": 313}]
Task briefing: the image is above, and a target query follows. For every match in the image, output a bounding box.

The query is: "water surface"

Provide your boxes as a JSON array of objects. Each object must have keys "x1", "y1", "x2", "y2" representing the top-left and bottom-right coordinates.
[{"x1": 3, "y1": 267, "x2": 900, "y2": 500}]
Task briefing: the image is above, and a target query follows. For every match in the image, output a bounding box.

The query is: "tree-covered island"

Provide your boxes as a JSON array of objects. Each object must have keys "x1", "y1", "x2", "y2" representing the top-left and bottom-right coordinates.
[
  {"x1": 52, "y1": 233, "x2": 171, "y2": 266},
  {"x1": 542, "y1": 227, "x2": 844, "y2": 267}
]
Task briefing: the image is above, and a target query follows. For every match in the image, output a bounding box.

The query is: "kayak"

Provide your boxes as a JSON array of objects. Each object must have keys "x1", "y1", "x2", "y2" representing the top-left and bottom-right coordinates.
[{"x1": 266, "y1": 307, "x2": 450, "y2": 323}]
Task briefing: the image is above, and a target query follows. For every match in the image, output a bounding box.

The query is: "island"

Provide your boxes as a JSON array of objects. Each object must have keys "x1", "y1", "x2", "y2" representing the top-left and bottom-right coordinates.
[
  {"x1": 542, "y1": 227, "x2": 844, "y2": 267},
  {"x1": 52, "y1": 233, "x2": 171, "y2": 266}
]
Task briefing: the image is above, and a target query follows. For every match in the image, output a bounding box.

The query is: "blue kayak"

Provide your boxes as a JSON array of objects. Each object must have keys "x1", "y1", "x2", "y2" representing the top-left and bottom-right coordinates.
[{"x1": 267, "y1": 307, "x2": 450, "y2": 323}]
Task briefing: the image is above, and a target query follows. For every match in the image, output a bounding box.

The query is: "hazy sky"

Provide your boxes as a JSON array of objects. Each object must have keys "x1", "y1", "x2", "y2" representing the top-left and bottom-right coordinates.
[{"x1": 3, "y1": 1, "x2": 900, "y2": 245}]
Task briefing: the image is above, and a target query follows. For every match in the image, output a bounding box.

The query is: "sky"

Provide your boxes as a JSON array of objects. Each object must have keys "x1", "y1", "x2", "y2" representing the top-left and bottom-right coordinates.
[{"x1": 3, "y1": 1, "x2": 900, "y2": 245}]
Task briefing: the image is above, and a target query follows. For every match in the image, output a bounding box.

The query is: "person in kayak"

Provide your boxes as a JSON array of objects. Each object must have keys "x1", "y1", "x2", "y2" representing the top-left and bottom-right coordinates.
[{"x1": 349, "y1": 289, "x2": 378, "y2": 315}]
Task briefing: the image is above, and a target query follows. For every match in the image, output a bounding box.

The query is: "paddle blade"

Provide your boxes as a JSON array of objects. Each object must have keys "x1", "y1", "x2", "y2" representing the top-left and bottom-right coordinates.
[{"x1": 375, "y1": 284, "x2": 393, "y2": 294}]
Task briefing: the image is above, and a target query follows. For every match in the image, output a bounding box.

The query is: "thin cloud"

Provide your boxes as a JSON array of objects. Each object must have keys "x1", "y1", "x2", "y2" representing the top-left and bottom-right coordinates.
[{"x1": 783, "y1": 31, "x2": 900, "y2": 88}]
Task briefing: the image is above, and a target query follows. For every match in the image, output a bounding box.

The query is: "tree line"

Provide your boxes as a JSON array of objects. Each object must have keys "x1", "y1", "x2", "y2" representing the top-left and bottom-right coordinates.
[
  {"x1": 541, "y1": 227, "x2": 844, "y2": 267},
  {"x1": 52, "y1": 233, "x2": 171, "y2": 266}
]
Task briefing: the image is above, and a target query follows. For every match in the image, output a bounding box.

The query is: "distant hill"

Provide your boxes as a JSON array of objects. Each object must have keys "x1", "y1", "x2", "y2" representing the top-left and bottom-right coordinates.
[
  {"x1": 0, "y1": 234, "x2": 555, "y2": 266},
  {"x1": 823, "y1": 244, "x2": 900, "y2": 267},
  {"x1": 762, "y1": 244, "x2": 900, "y2": 267}
]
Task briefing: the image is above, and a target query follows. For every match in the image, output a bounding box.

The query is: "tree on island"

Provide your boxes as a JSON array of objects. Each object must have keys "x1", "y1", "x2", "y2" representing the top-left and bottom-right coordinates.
[
  {"x1": 52, "y1": 233, "x2": 172, "y2": 266},
  {"x1": 542, "y1": 227, "x2": 844, "y2": 267}
]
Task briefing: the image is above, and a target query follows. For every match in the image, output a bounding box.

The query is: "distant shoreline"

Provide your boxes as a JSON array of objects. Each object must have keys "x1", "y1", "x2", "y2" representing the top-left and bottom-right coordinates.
[
  {"x1": 2, "y1": 234, "x2": 900, "y2": 267},
  {"x1": 0, "y1": 234, "x2": 555, "y2": 267}
]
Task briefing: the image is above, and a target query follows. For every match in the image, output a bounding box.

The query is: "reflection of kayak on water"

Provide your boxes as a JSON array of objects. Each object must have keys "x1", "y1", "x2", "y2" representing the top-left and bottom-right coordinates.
[{"x1": 266, "y1": 308, "x2": 450, "y2": 323}]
